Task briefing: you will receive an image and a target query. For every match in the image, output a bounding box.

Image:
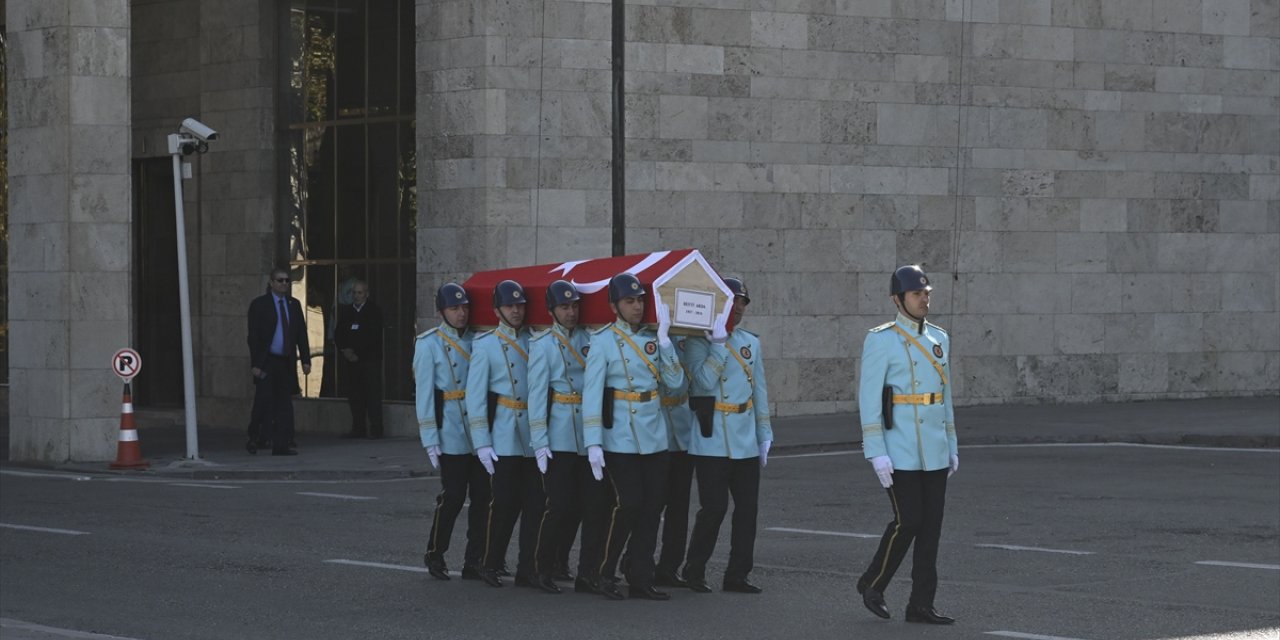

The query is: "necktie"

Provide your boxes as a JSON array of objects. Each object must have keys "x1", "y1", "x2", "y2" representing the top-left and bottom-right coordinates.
[{"x1": 279, "y1": 298, "x2": 295, "y2": 357}]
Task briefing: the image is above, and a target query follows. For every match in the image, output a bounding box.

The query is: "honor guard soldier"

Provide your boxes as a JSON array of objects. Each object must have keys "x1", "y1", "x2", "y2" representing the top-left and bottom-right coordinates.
[
  {"x1": 856, "y1": 265, "x2": 958, "y2": 625},
  {"x1": 418, "y1": 283, "x2": 490, "y2": 581},
  {"x1": 526, "y1": 279, "x2": 590, "y2": 593},
  {"x1": 466, "y1": 280, "x2": 549, "y2": 590},
  {"x1": 654, "y1": 337, "x2": 696, "y2": 588},
  {"x1": 682, "y1": 277, "x2": 772, "y2": 594},
  {"x1": 580, "y1": 273, "x2": 684, "y2": 601}
]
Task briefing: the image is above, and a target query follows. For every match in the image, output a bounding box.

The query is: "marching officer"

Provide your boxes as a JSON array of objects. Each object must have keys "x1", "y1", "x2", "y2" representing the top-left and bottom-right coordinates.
[
  {"x1": 580, "y1": 273, "x2": 684, "y2": 601},
  {"x1": 527, "y1": 280, "x2": 590, "y2": 592},
  {"x1": 682, "y1": 277, "x2": 772, "y2": 594},
  {"x1": 417, "y1": 283, "x2": 489, "y2": 581},
  {"x1": 855, "y1": 265, "x2": 958, "y2": 625},
  {"x1": 466, "y1": 280, "x2": 550, "y2": 591}
]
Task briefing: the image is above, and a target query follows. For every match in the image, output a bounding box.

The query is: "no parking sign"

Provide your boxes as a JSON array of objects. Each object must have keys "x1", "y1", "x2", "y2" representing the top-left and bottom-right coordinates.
[{"x1": 112, "y1": 348, "x2": 142, "y2": 382}]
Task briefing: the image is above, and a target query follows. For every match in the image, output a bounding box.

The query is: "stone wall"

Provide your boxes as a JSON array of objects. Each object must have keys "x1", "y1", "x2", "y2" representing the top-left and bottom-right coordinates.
[
  {"x1": 417, "y1": 0, "x2": 1279, "y2": 415},
  {"x1": 6, "y1": 0, "x2": 133, "y2": 461}
]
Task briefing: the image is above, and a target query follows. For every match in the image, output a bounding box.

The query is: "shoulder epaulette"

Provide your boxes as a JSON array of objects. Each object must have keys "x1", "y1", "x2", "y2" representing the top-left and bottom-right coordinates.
[
  {"x1": 416, "y1": 327, "x2": 438, "y2": 340},
  {"x1": 736, "y1": 328, "x2": 758, "y2": 338},
  {"x1": 869, "y1": 322, "x2": 895, "y2": 333},
  {"x1": 591, "y1": 325, "x2": 612, "y2": 335},
  {"x1": 474, "y1": 329, "x2": 495, "y2": 339},
  {"x1": 530, "y1": 329, "x2": 551, "y2": 341},
  {"x1": 925, "y1": 321, "x2": 948, "y2": 335}
]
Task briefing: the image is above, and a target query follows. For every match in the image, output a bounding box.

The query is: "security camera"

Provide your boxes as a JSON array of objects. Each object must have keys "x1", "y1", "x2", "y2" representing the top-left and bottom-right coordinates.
[{"x1": 180, "y1": 118, "x2": 219, "y2": 142}]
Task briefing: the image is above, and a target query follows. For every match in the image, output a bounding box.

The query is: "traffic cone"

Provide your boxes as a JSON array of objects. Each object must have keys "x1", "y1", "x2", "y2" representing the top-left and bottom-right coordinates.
[{"x1": 110, "y1": 382, "x2": 149, "y2": 470}]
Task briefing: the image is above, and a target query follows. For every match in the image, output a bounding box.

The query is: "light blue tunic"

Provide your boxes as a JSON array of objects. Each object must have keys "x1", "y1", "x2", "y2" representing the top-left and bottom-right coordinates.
[
  {"x1": 413, "y1": 323, "x2": 475, "y2": 455},
  {"x1": 663, "y1": 337, "x2": 695, "y2": 452},
  {"x1": 858, "y1": 313, "x2": 957, "y2": 471},
  {"x1": 684, "y1": 330, "x2": 773, "y2": 459},
  {"x1": 527, "y1": 324, "x2": 589, "y2": 455},
  {"x1": 465, "y1": 323, "x2": 534, "y2": 458},
  {"x1": 582, "y1": 320, "x2": 685, "y2": 455}
]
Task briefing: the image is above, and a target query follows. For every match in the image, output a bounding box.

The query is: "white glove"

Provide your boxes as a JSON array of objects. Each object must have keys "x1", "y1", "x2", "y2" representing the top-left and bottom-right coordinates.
[
  {"x1": 655, "y1": 296, "x2": 672, "y2": 347},
  {"x1": 871, "y1": 455, "x2": 894, "y2": 488},
  {"x1": 587, "y1": 445, "x2": 605, "y2": 481},
  {"x1": 426, "y1": 445, "x2": 440, "y2": 470},
  {"x1": 535, "y1": 447, "x2": 553, "y2": 474},
  {"x1": 759, "y1": 440, "x2": 772, "y2": 468},
  {"x1": 949, "y1": 453, "x2": 959, "y2": 478},
  {"x1": 476, "y1": 446, "x2": 499, "y2": 476},
  {"x1": 705, "y1": 297, "x2": 732, "y2": 344}
]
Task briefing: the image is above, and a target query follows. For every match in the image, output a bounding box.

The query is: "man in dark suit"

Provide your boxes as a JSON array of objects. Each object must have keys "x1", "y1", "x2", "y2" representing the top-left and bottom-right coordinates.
[
  {"x1": 334, "y1": 279, "x2": 384, "y2": 439},
  {"x1": 246, "y1": 267, "x2": 312, "y2": 455}
]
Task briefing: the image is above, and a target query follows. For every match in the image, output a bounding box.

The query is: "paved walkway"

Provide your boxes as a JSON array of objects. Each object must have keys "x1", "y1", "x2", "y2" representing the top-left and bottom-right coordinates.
[{"x1": 3, "y1": 397, "x2": 1276, "y2": 480}]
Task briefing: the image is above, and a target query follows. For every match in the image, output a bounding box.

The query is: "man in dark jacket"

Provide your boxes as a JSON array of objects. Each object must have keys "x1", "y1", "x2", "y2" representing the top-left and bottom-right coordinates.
[
  {"x1": 246, "y1": 267, "x2": 312, "y2": 455},
  {"x1": 334, "y1": 279, "x2": 385, "y2": 439}
]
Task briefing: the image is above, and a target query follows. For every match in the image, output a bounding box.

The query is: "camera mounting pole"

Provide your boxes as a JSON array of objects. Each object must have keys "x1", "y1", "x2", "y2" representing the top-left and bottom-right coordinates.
[{"x1": 167, "y1": 124, "x2": 213, "y2": 460}]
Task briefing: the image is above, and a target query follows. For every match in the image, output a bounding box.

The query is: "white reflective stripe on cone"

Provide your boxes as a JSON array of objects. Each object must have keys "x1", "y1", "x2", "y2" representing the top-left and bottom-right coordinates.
[
  {"x1": 118, "y1": 430, "x2": 139, "y2": 442},
  {"x1": 122, "y1": 403, "x2": 134, "y2": 413}
]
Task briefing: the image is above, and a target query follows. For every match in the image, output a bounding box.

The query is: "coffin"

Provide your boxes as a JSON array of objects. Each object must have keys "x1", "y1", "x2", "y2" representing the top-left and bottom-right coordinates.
[{"x1": 463, "y1": 249, "x2": 733, "y2": 335}]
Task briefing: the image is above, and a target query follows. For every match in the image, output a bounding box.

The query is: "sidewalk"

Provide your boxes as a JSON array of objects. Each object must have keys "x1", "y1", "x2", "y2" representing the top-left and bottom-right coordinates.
[{"x1": 4, "y1": 397, "x2": 1277, "y2": 480}]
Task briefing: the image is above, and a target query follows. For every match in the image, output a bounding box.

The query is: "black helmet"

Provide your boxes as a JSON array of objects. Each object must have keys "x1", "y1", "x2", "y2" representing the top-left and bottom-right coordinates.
[
  {"x1": 890, "y1": 265, "x2": 933, "y2": 296},
  {"x1": 608, "y1": 273, "x2": 646, "y2": 303},
  {"x1": 723, "y1": 277, "x2": 750, "y2": 305},
  {"x1": 492, "y1": 279, "x2": 527, "y2": 307},
  {"x1": 436, "y1": 282, "x2": 470, "y2": 311},
  {"x1": 545, "y1": 279, "x2": 581, "y2": 309}
]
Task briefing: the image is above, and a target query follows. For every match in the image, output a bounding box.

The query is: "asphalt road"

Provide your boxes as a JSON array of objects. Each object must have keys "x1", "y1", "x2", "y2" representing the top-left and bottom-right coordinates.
[{"x1": 2, "y1": 443, "x2": 1278, "y2": 640}]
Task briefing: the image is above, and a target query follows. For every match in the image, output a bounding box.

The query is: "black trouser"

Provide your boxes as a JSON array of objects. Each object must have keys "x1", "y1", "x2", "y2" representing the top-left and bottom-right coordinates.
[
  {"x1": 575, "y1": 455, "x2": 615, "y2": 580},
  {"x1": 248, "y1": 355, "x2": 296, "y2": 451},
  {"x1": 657, "y1": 450, "x2": 695, "y2": 573},
  {"x1": 598, "y1": 452, "x2": 669, "y2": 588},
  {"x1": 342, "y1": 358, "x2": 382, "y2": 436},
  {"x1": 685, "y1": 455, "x2": 760, "y2": 583},
  {"x1": 537, "y1": 452, "x2": 583, "y2": 576},
  {"x1": 859, "y1": 469, "x2": 948, "y2": 608},
  {"x1": 425, "y1": 454, "x2": 491, "y2": 569},
  {"x1": 481, "y1": 457, "x2": 545, "y2": 576}
]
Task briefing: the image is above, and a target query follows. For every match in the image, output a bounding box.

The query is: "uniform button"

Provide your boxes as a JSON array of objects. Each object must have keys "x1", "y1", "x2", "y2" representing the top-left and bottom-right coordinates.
[
  {"x1": 630, "y1": 409, "x2": 636, "y2": 414},
  {"x1": 627, "y1": 376, "x2": 633, "y2": 382},
  {"x1": 451, "y1": 362, "x2": 456, "y2": 367},
  {"x1": 513, "y1": 379, "x2": 519, "y2": 385},
  {"x1": 722, "y1": 377, "x2": 727, "y2": 382},
  {"x1": 518, "y1": 412, "x2": 524, "y2": 417},
  {"x1": 625, "y1": 358, "x2": 630, "y2": 363},
  {"x1": 509, "y1": 363, "x2": 514, "y2": 367}
]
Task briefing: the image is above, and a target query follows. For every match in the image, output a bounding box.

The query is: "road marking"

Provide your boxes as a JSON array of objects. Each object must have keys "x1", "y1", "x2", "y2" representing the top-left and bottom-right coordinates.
[
  {"x1": 169, "y1": 483, "x2": 240, "y2": 490},
  {"x1": 975, "y1": 544, "x2": 1094, "y2": 556},
  {"x1": 0, "y1": 523, "x2": 91, "y2": 536},
  {"x1": 771, "y1": 450, "x2": 859, "y2": 460},
  {"x1": 964, "y1": 443, "x2": 1278, "y2": 454},
  {"x1": 766, "y1": 527, "x2": 880, "y2": 539},
  {"x1": 1196, "y1": 560, "x2": 1280, "y2": 571},
  {"x1": 986, "y1": 632, "x2": 1090, "y2": 640},
  {"x1": 298, "y1": 492, "x2": 377, "y2": 501},
  {"x1": 0, "y1": 618, "x2": 144, "y2": 639},
  {"x1": 325, "y1": 559, "x2": 428, "y2": 573},
  {"x1": 0, "y1": 469, "x2": 94, "y2": 481}
]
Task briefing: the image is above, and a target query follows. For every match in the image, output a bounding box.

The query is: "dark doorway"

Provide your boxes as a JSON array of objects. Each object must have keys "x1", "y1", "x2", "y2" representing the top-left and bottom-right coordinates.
[{"x1": 132, "y1": 157, "x2": 184, "y2": 407}]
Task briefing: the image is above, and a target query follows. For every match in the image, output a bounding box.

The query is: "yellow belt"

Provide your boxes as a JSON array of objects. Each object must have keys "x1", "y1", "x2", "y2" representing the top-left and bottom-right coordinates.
[
  {"x1": 613, "y1": 389, "x2": 658, "y2": 402},
  {"x1": 892, "y1": 393, "x2": 943, "y2": 405},
  {"x1": 496, "y1": 395, "x2": 528, "y2": 410},
  {"x1": 441, "y1": 390, "x2": 466, "y2": 401},
  {"x1": 661, "y1": 394, "x2": 688, "y2": 408},
  {"x1": 552, "y1": 392, "x2": 582, "y2": 405},
  {"x1": 714, "y1": 398, "x2": 754, "y2": 414}
]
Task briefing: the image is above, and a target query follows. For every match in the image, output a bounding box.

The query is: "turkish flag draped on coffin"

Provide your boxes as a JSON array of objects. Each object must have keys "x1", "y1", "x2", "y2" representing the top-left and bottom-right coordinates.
[{"x1": 462, "y1": 248, "x2": 734, "y2": 334}]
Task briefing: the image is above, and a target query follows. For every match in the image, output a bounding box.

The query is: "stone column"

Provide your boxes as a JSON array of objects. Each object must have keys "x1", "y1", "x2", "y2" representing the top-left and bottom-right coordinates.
[{"x1": 6, "y1": 0, "x2": 132, "y2": 461}]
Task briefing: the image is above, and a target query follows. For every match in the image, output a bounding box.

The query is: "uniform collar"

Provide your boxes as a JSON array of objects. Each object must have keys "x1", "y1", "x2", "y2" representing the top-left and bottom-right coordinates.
[
  {"x1": 438, "y1": 322, "x2": 466, "y2": 338},
  {"x1": 612, "y1": 319, "x2": 646, "y2": 335},
  {"x1": 497, "y1": 322, "x2": 526, "y2": 339},
  {"x1": 553, "y1": 322, "x2": 578, "y2": 338},
  {"x1": 895, "y1": 312, "x2": 926, "y2": 335}
]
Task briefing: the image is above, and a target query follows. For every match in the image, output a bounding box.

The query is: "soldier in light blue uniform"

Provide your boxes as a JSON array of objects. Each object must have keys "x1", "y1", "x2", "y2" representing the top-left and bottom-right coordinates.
[
  {"x1": 856, "y1": 265, "x2": 959, "y2": 625},
  {"x1": 654, "y1": 338, "x2": 696, "y2": 588},
  {"x1": 465, "y1": 280, "x2": 549, "y2": 590},
  {"x1": 417, "y1": 283, "x2": 489, "y2": 582},
  {"x1": 579, "y1": 273, "x2": 684, "y2": 601},
  {"x1": 682, "y1": 277, "x2": 773, "y2": 594},
  {"x1": 526, "y1": 279, "x2": 590, "y2": 592}
]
